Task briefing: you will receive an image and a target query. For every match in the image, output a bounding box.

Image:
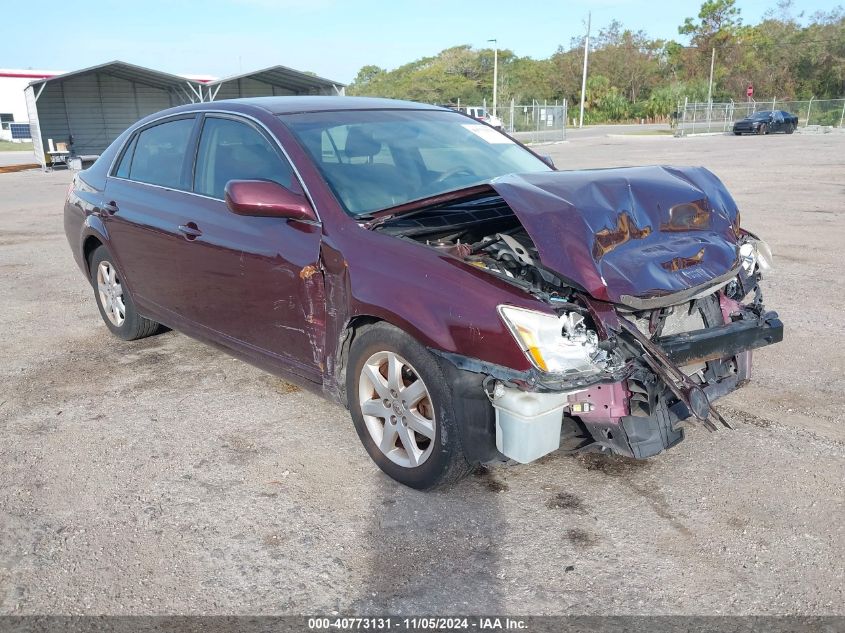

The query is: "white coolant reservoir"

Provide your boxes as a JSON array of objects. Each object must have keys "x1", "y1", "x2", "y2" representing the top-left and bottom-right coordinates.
[{"x1": 490, "y1": 386, "x2": 573, "y2": 464}]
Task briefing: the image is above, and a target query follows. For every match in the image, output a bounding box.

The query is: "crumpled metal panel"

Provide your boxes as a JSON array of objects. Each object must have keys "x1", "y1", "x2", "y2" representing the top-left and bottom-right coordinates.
[{"x1": 489, "y1": 166, "x2": 741, "y2": 306}]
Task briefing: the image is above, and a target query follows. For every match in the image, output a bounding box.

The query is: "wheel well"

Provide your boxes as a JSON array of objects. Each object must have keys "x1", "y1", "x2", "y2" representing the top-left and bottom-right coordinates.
[
  {"x1": 347, "y1": 315, "x2": 382, "y2": 335},
  {"x1": 83, "y1": 236, "x2": 103, "y2": 275},
  {"x1": 333, "y1": 315, "x2": 384, "y2": 407}
]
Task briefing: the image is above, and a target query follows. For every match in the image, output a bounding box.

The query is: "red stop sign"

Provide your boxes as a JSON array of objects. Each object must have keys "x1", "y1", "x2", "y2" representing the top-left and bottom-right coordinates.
[{"x1": 747, "y1": 85, "x2": 754, "y2": 97}]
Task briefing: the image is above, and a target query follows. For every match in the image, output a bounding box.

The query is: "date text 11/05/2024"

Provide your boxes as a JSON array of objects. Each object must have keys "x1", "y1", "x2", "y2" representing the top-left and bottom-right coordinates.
[{"x1": 307, "y1": 616, "x2": 527, "y2": 630}]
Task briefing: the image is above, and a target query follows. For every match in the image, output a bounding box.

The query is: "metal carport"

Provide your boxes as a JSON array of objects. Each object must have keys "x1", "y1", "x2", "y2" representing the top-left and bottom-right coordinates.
[
  {"x1": 25, "y1": 61, "x2": 205, "y2": 169},
  {"x1": 204, "y1": 65, "x2": 344, "y2": 101}
]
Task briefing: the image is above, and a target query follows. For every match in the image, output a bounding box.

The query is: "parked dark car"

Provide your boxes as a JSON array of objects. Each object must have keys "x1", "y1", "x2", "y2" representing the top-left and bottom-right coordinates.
[
  {"x1": 64, "y1": 97, "x2": 783, "y2": 489},
  {"x1": 733, "y1": 110, "x2": 798, "y2": 135}
]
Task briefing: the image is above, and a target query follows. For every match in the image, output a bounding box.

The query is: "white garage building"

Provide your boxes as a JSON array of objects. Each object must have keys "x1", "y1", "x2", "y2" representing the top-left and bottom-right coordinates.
[{"x1": 0, "y1": 68, "x2": 64, "y2": 141}]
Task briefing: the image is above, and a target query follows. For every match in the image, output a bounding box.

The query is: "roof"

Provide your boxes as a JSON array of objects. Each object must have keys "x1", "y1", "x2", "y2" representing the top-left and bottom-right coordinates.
[
  {"x1": 27, "y1": 60, "x2": 202, "y2": 91},
  {"x1": 181, "y1": 74, "x2": 217, "y2": 83},
  {"x1": 206, "y1": 64, "x2": 345, "y2": 93},
  {"x1": 209, "y1": 96, "x2": 445, "y2": 114},
  {"x1": 0, "y1": 69, "x2": 65, "y2": 79}
]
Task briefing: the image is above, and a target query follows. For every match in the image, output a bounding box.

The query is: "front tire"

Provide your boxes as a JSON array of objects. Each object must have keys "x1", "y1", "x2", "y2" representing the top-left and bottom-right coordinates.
[
  {"x1": 347, "y1": 322, "x2": 473, "y2": 489},
  {"x1": 758, "y1": 124, "x2": 768, "y2": 135},
  {"x1": 89, "y1": 245, "x2": 160, "y2": 341}
]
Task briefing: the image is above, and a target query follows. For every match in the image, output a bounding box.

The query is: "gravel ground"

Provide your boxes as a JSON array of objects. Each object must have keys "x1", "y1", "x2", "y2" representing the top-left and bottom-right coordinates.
[{"x1": 0, "y1": 132, "x2": 843, "y2": 616}]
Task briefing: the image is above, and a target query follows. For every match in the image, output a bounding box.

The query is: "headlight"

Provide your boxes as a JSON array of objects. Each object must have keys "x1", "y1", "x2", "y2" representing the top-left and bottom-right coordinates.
[
  {"x1": 498, "y1": 305, "x2": 609, "y2": 375},
  {"x1": 740, "y1": 238, "x2": 774, "y2": 273},
  {"x1": 753, "y1": 239, "x2": 774, "y2": 272}
]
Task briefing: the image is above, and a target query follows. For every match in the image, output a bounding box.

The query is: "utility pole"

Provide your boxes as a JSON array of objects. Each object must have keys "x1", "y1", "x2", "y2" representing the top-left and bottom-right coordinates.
[
  {"x1": 488, "y1": 38, "x2": 498, "y2": 117},
  {"x1": 578, "y1": 12, "x2": 590, "y2": 128},
  {"x1": 706, "y1": 47, "x2": 715, "y2": 130}
]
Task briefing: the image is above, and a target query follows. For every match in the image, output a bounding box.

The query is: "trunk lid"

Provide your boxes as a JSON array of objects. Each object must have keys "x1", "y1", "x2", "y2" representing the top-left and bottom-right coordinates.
[{"x1": 489, "y1": 166, "x2": 741, "y2": 308}]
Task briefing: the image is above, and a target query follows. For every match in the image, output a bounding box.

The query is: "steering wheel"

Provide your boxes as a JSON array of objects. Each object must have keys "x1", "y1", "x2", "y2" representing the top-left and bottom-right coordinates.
[{"x1": 433, "y1": 167, "x2": 477, "y2": 184}]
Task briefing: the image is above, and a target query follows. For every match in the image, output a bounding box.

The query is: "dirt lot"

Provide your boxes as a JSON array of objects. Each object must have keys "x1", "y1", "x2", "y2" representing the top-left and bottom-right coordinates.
[{"x1": 1, "y1": 132, "x2": 843, "y2": 615}]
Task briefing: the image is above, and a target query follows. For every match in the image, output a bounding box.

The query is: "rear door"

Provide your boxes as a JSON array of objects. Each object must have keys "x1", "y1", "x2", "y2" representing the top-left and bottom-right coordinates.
[
  {"x1": 103, "y1": 115, "x2": 201, "y2": 318},
  {"x1": 174, "y1": 113, "x2": 325, "y2": 380}
]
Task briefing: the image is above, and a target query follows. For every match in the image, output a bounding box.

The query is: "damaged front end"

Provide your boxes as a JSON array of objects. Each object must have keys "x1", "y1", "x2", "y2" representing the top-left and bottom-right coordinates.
[{"x1": 371, "y1": 166, "x2": 783, "y2": 463}]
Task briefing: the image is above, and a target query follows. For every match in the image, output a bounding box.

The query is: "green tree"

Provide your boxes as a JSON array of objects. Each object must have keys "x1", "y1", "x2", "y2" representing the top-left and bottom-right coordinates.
[{"x1": 345, "y1": 1, "x2": 844, "y2": 124}]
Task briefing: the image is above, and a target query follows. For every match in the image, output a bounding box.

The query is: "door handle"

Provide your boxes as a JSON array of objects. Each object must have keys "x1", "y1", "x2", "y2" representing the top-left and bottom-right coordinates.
[
  {"x1": 102, "y1": 201, "x2": 119, "y2": 215},
  {"x1": 178, "y1": 222, "x2": 202, "y2": 240}
]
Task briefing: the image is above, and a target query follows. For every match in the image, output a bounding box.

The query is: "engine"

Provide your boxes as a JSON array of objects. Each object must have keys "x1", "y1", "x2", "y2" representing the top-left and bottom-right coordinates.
[{"x1": 425, "y1": 229, "x2": 568, "y2": 298}]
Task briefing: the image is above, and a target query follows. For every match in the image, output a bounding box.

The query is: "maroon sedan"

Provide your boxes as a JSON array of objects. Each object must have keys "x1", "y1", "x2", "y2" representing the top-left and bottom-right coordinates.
[{"x1": 64, "y1": 97, "x2": 782, "y2": 489}]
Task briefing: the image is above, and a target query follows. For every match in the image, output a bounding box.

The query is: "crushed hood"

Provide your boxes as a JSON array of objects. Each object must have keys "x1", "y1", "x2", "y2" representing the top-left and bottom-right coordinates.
[{"x1": 489, "y1": 166, "x2": 742, "y2": 308}]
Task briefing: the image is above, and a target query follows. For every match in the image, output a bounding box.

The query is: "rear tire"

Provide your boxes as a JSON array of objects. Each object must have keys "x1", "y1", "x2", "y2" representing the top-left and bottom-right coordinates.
[
  {"x1": 89, "y1": 245, "x2": 160, "y2": 341},
  {"x1": 347, "y1": 322, "x2": 473, "y2": 490},
  {"x1": 786, "y1": 123, "x2": 795, "y2": 134}
]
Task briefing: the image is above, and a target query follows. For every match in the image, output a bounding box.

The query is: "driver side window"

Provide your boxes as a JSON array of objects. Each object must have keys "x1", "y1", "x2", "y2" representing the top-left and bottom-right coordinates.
[{"x1": 194, "y1": 116, "x2": 295, "y2": 200}]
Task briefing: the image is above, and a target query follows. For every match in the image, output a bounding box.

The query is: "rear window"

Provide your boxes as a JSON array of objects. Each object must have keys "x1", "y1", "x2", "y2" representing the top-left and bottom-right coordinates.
[
  {"x1": 127, "y1": 117, "x2": 195, "y2": 189},
  {"x1": 113, "y1": 135, "x2": 138, "y2": 179}
]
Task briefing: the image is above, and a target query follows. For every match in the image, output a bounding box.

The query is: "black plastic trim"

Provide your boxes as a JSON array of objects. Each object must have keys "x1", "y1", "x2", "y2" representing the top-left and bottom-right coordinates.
[{"x1": 656, "y1": 314, "x2": 783, "y2": 366}]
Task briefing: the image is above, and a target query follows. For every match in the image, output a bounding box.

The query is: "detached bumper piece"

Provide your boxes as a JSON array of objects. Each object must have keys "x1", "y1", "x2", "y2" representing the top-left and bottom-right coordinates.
[
  {"x1": 575, "y1": 313, "x2": 783, "y2": 461},
  {"x1": 656, "y1": 313, "x2": 783, "y2": 366}
]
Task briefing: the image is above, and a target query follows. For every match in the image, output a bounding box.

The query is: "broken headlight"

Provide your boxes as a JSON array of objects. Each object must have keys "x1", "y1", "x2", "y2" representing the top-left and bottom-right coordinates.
[
  {"x1": 498, "y1": 305, "x2": 613, "y2": 376},
  {"x1": 740, "y1": 237, "x2": 774, "y2": 273}
]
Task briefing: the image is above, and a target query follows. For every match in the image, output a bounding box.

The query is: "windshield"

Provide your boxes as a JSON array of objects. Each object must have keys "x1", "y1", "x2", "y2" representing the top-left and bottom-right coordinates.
[
  {"x1": 750, "y1": 111, "x2": 773, "y2": 120},
  {"x1": 279, "y1": 109, "x2": 551, "y2": 217}
]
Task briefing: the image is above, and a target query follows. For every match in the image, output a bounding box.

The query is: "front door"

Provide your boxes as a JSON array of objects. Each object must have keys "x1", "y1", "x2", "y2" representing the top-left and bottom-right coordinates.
[{"x1": 173, "y1": 114, "x2": 325, "y2": 381}]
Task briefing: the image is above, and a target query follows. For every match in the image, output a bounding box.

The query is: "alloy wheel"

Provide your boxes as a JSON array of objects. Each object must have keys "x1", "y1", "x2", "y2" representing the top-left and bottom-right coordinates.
[
  {"x1": 96, "y1": 261, "x2": 126, "y2": 327},
  {"x1": 358, "y1": 351, "x2": 436, "y2": 468}
]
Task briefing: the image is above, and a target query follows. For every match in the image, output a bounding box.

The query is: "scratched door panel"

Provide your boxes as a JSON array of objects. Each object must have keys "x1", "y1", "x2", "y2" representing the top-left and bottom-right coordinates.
[{"x1": 177, "y1": 196, "x2": 325, "y2": 375}]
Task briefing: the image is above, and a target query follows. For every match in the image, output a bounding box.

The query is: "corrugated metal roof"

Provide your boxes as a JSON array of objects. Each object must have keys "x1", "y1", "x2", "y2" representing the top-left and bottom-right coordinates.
[
  {"x1": 206, "y1": 65, "x2": 345, "y2": 92},
  {"x1": 27, "y1": 60, "x2": 202, "y2": 91}
]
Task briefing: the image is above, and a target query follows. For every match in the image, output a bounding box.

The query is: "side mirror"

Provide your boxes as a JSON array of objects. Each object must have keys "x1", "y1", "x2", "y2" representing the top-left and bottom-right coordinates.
[
  {"x1": 540, "y1": 155, "x2": 556, "y2": 169},
  {"x1": 224, "y1": 180, "x2": 315, "y2": 221}
]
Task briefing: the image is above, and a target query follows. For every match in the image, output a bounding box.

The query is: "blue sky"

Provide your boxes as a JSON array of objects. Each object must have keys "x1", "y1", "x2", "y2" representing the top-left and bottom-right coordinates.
[{"x1": 2, "y1": 0, "x2": 840, "y2": 83}]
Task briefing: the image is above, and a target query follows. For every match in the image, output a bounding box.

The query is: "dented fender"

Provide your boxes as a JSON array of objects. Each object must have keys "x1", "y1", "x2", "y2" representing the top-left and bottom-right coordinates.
[{"x1": 317, "y1": 227, "x2": 552, "y2": 400}]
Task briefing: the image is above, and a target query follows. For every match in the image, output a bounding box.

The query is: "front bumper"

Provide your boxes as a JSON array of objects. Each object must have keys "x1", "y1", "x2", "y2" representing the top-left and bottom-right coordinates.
[
  {"x1": 656, "y1": 313, "x2": 783, "y2": 365},
  {"x1": 433, "y1": 311, "x2": 783, "y2": 464}
]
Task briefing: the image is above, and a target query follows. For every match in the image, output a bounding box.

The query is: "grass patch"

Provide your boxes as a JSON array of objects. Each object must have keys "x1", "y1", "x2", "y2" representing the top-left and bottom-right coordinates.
[{"x1": 0, "y1": 141, "x2": 34, "y2": 151}]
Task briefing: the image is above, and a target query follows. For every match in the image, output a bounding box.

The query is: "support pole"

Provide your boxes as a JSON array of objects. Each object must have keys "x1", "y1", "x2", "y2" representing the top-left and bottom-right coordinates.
[
  {"x1": 492, "y1": 43, "x2": 498, "y2": 117},
  {"x1": 578, "y1": 11, "x2": 590, "y2": 128},
  {"x1": 487, "y1": 38, "x2": 498, "y2": 117},
  {"x1": 510, "y1": 98, "x2": 515, "y2": 134},
  {"x1": 706, "y1": 47, "x2": 715, "y2": 131}
]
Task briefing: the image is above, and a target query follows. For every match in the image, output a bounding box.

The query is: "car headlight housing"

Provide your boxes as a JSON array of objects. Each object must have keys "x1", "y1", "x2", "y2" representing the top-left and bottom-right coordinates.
[
  {"x1": 740, "y1": 238, "x2": 774, "y2": 273},
  {"x1": 498, "y1": 305, "x2": 612, "y2": 376}
]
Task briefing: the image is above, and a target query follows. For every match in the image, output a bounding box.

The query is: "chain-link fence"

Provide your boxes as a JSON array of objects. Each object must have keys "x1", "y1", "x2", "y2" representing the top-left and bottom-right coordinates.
[
  {"x1": 506, "y1": 100, "x2": 567, "y2": 143},
  {"x1": 677, "y1": 98, "x2": 845, "y2": 134},
  {"x1": 459, "y1": 100, "x2": 568, "y2": 143}
]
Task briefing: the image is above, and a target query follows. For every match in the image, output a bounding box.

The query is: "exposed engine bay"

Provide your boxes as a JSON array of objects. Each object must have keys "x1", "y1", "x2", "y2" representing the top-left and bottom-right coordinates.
[
  {"x1": 376, "y1": 194, "x2": 572, "y2": 298},
  {"x1": 371, "y1": 168, "x2": 783, "y2": 463}
]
